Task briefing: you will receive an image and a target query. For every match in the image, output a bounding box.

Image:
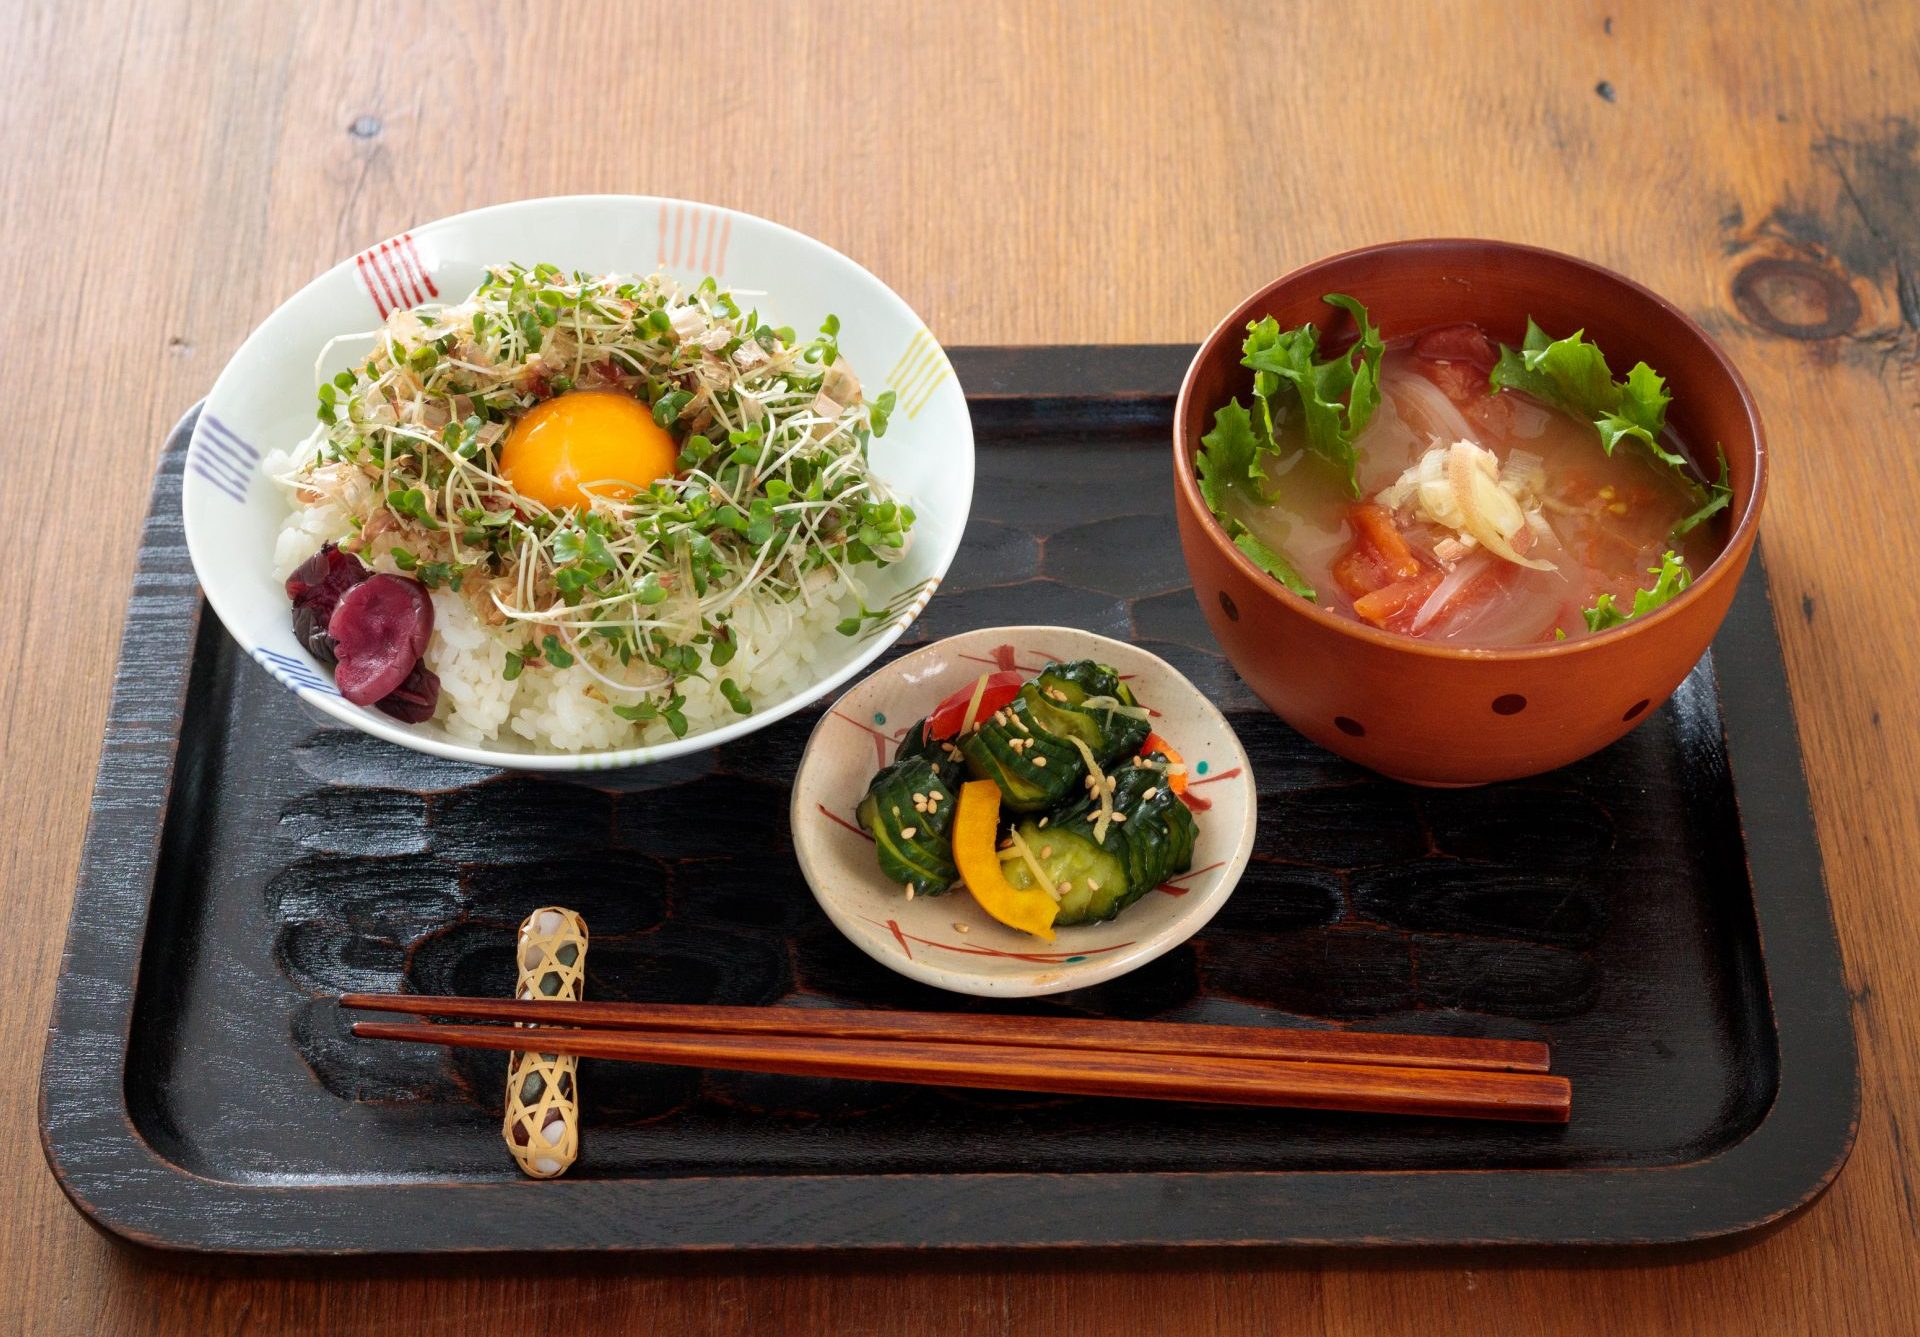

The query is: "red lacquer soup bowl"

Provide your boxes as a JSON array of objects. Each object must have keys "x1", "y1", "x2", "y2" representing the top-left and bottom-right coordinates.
[{"x1": 1172, "y1": 240, "x2": 1768, "y2": 786}]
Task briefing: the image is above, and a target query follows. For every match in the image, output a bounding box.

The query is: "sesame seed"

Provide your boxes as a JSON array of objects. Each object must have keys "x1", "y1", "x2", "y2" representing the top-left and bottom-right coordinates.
[
  {"x1": 1112, "y1": 812, "x2": 1127, "y2": 823},
  {"x1": 1037, "y1": 817, "x2": 1049, "y2": 828},
  {"x1": 912, "y1": 792, "x2": 926, "y2": 803},
  {"x1": 1041, "y1": 845, "x2": 1053, "y2": 858},
  {"x1": 953, "y1": 922, "x2": 970, "y2": 934},
  {"x1": 1143, "y1": 787, "x2": 1159, "y2": 800},
  {"x1": 900, "y1": 826, "x2": 917, "y2": 839},
  {"x1": 1057, "y1": 880, "x2": 1071, "y2": 894},
  {"x1": 1032, "y1": 756, "x2": 1047, "y2": 767},
  {"x1": 905, "y1": 885, "x2": 916, "y2": 900},
  {"x1": 1087, "y1": 878, "x2": 1101, "y2": 891}
]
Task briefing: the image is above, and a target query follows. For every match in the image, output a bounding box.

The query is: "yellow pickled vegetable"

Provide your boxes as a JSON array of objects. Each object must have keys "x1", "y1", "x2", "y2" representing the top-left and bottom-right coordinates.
[{"x1": 952, "y1": 780, "x2": 1059, "y2": 941}]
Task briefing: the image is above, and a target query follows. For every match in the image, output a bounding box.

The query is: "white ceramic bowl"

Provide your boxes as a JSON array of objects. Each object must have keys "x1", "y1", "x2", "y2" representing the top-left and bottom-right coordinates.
[
  {"x1": 182, "y1": 195, "x2": 973, "y2": 770},
  {"x1": 791, "y1": 627, "x2": 1257, "y2": 997}
]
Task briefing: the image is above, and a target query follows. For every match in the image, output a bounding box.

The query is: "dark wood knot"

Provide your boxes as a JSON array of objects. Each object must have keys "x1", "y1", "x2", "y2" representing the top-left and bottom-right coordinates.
[{"x1": 1731, "y1": 258, "x2": 1859, "y2": 340}]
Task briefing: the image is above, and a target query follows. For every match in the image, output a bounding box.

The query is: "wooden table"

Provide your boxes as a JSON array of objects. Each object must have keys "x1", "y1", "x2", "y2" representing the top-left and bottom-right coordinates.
[{"x1": 6, "y1": 1, "x2": 1916, "y2": 1331}]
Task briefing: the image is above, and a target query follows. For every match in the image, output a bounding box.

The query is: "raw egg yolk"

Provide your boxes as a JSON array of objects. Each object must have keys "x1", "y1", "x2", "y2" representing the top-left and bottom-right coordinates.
[{"x1": 498, "y1": 390, "x2": 677, "y2": 510}]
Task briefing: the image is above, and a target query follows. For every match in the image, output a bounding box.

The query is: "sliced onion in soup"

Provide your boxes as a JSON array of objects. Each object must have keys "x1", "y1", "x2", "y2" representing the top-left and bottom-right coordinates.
[{"x1": 1388, "y1": 367, "x2": 1480, "y2": 447}]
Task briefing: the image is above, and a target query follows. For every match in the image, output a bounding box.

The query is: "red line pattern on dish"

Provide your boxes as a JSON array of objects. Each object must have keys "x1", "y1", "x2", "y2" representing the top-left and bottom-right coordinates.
[
  {"x1": 859, "y1": 916, "x2": 1134, "y2": 963},
  {"x1": 657, "y1": 204, "x2": 733, "y2": 277},
  {"x1": 696, "y1": 211, "x2": 716, "y2": 274},
  {"x1": 371, "y1": 244, "x2": 411, "y2": 312},
  {"x1": 354, "y1": 251, "x2": 399, "y2": 319},
  {"x1": 883, "y1": 918, "x2": 914, "y2": 960},
  {"x1": 354, "y1": 232, "x2": 436, "y2": 318},
  {"x1": 959, "y1": 648, "x2": 1053, "y2": 676},
  {"x1": 832, "y1": 709, "x2": 904, "y2": 768},
  {"x1": 959, "y1": 647, "x2": 1139, "y2": 684},
  {"x1": 1155, "y1": 860, "x2": 1226, "y2": 898},
  {"x1": 1178, "y1": 765, "x2": 1243, "y2": 813},
  {"x1": 818, "y1": 803, "x2": 873, "y2": 843},
  {"x1": 392, "y1": 233, "x2": 438, "y2": 297}
]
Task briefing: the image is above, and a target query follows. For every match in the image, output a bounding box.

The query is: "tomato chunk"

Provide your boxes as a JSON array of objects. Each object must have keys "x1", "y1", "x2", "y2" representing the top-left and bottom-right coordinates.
[
  {"x1": 1413, "y1": 323, "x2": 1498, "y2": 373},
  {"x1": 1335, "y1": 502, "x2": 1428, "y2": 600},
  {"x1": 1349, "y1": 503, "x2": 1423, "y2": 582},
  {"x1": 1353, "y1": 571, "x2": 1443, "y2": 630},
  {"x1": 927, "y1": 669, "x2": 1024, "y2": 738},
  {"x1": 1140, "y1": 731, "x2": 1188, "y2": 794}
]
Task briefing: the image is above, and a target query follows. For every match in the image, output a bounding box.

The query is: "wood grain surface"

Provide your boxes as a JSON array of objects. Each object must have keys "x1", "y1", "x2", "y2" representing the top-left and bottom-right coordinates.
[{"x1": 4, "y1": 0, "x2": 1916, "y2": 1332}]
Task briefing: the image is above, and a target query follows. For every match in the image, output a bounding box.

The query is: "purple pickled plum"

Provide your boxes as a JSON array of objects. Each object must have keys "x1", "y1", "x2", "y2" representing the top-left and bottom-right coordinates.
[
  {"x1": 286, "y1": 543, "x2": 371, "y2": 664},
  {"x1": 328, "y1": 574, "x2": 435, "y2": 705},
  {"x1": 375, "y1": 660, "x2": 441, "y2": 723},
  {"x1": 291, "y1": 602, "x2": 337, "y2": 664}
]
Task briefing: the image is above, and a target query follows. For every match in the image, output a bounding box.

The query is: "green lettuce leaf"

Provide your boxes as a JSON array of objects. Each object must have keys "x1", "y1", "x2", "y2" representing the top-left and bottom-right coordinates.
[
  {"x1": 1195, "y1": 397, "x2": 1264, "y2": 515},
  {"x1": 1238, "y1": 293, "x2": 1383, "y2": 497},
  {"x1": 1490, "y1": 319, "x2": 1615, "y2": 412},
  {"x1": 1232, "y1": 529, "x2": 1314, "y2": 601},
  {"x1": 1582, "y1": 549, "x2": 1693, "y2": 633},
  {"x1": 1490, "y1": 320, "x2": 1693, "y2": 477},
  {"x1": 1196, "y1": 399, "x2": 1315, "y2": 600},
  {"x1": 1671, "y1": 445, "x2": 1733, "y2": 539},
  {"x1": 1597, "y1": 360, "x2": 1686, "y2": 471}
]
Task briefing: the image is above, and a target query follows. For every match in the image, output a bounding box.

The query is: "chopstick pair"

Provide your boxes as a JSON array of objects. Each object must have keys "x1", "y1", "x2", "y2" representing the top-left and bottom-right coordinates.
[{"x1": 341, "y1": 994, "x2": 1570, "y2": 1124}]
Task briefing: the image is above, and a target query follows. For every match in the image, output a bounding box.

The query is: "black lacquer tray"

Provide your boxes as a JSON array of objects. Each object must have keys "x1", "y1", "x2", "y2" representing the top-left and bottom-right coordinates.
[{"x1": 40, "y1": 347, "x2": 1856, "y2": 1253}]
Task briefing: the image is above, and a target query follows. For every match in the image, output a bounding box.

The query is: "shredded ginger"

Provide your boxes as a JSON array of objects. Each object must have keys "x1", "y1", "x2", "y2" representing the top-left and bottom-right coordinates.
[{"x1": 1377, "y1": 439, "x2": 1555, "y2": 572}]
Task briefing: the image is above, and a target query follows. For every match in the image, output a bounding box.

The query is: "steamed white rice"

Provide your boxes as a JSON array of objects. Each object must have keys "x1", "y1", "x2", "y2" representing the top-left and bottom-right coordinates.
[{"x1": 265, "y1": 445, "x2": 859, "y2": 752}]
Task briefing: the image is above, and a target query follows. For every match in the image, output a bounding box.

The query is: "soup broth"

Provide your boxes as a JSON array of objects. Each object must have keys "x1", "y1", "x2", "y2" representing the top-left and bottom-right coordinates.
[{"x1": 1222, "y1": 325, "x2": 1723, "y2": 646}]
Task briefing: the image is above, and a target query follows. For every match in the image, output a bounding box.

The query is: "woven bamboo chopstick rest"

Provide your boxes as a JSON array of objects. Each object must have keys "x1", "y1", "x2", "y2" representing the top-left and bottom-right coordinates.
[{"x1": 502, "y1": 907, "x2": 588, "y2": 1178}]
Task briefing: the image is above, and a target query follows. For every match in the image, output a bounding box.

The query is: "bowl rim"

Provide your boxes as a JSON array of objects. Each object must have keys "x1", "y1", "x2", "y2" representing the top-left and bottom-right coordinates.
[
  {"x1": 788, "y1": 625, "x2": 1257, "y2": 998},
  {"x1": 186, "y1": 193, "x2": 972, "y2": 771},
  {"x1": 1172, "y1": 237, "x2": 1769, "y2": 662}
]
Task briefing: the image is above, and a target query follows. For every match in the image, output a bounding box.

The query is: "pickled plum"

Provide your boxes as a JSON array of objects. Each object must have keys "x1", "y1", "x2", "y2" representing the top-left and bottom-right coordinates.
[
  {"x1": 374, "y1": 660, "x2": 441, "y2": 723},
  {"x1": 327, "y1": 573, "x2": 435, "y2": 705},
  {"x1": 285, "y1": 543, "x2": 370, "y2": 664}
]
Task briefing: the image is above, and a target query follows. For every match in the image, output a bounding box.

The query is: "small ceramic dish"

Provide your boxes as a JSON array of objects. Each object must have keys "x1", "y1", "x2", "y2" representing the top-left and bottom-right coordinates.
[
  {"x1": 182, "y1": 195, "x2": 972, "y2": 771},
  {"x1": 791, "y1": 626, "x2": 1256, "y2": 997},
  {"x1": 1173, "y1": 239, "x2": 1768, "y2": 786}
]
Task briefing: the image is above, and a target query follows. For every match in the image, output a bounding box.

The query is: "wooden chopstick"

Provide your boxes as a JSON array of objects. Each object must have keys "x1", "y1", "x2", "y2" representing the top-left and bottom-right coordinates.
[
  {"x1": 337, "y1": 993, "x2": 1549, "y2": 1074},
  {"x1": 350, "y1": 1019, "x2": 1570, "y2": 1123}
]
